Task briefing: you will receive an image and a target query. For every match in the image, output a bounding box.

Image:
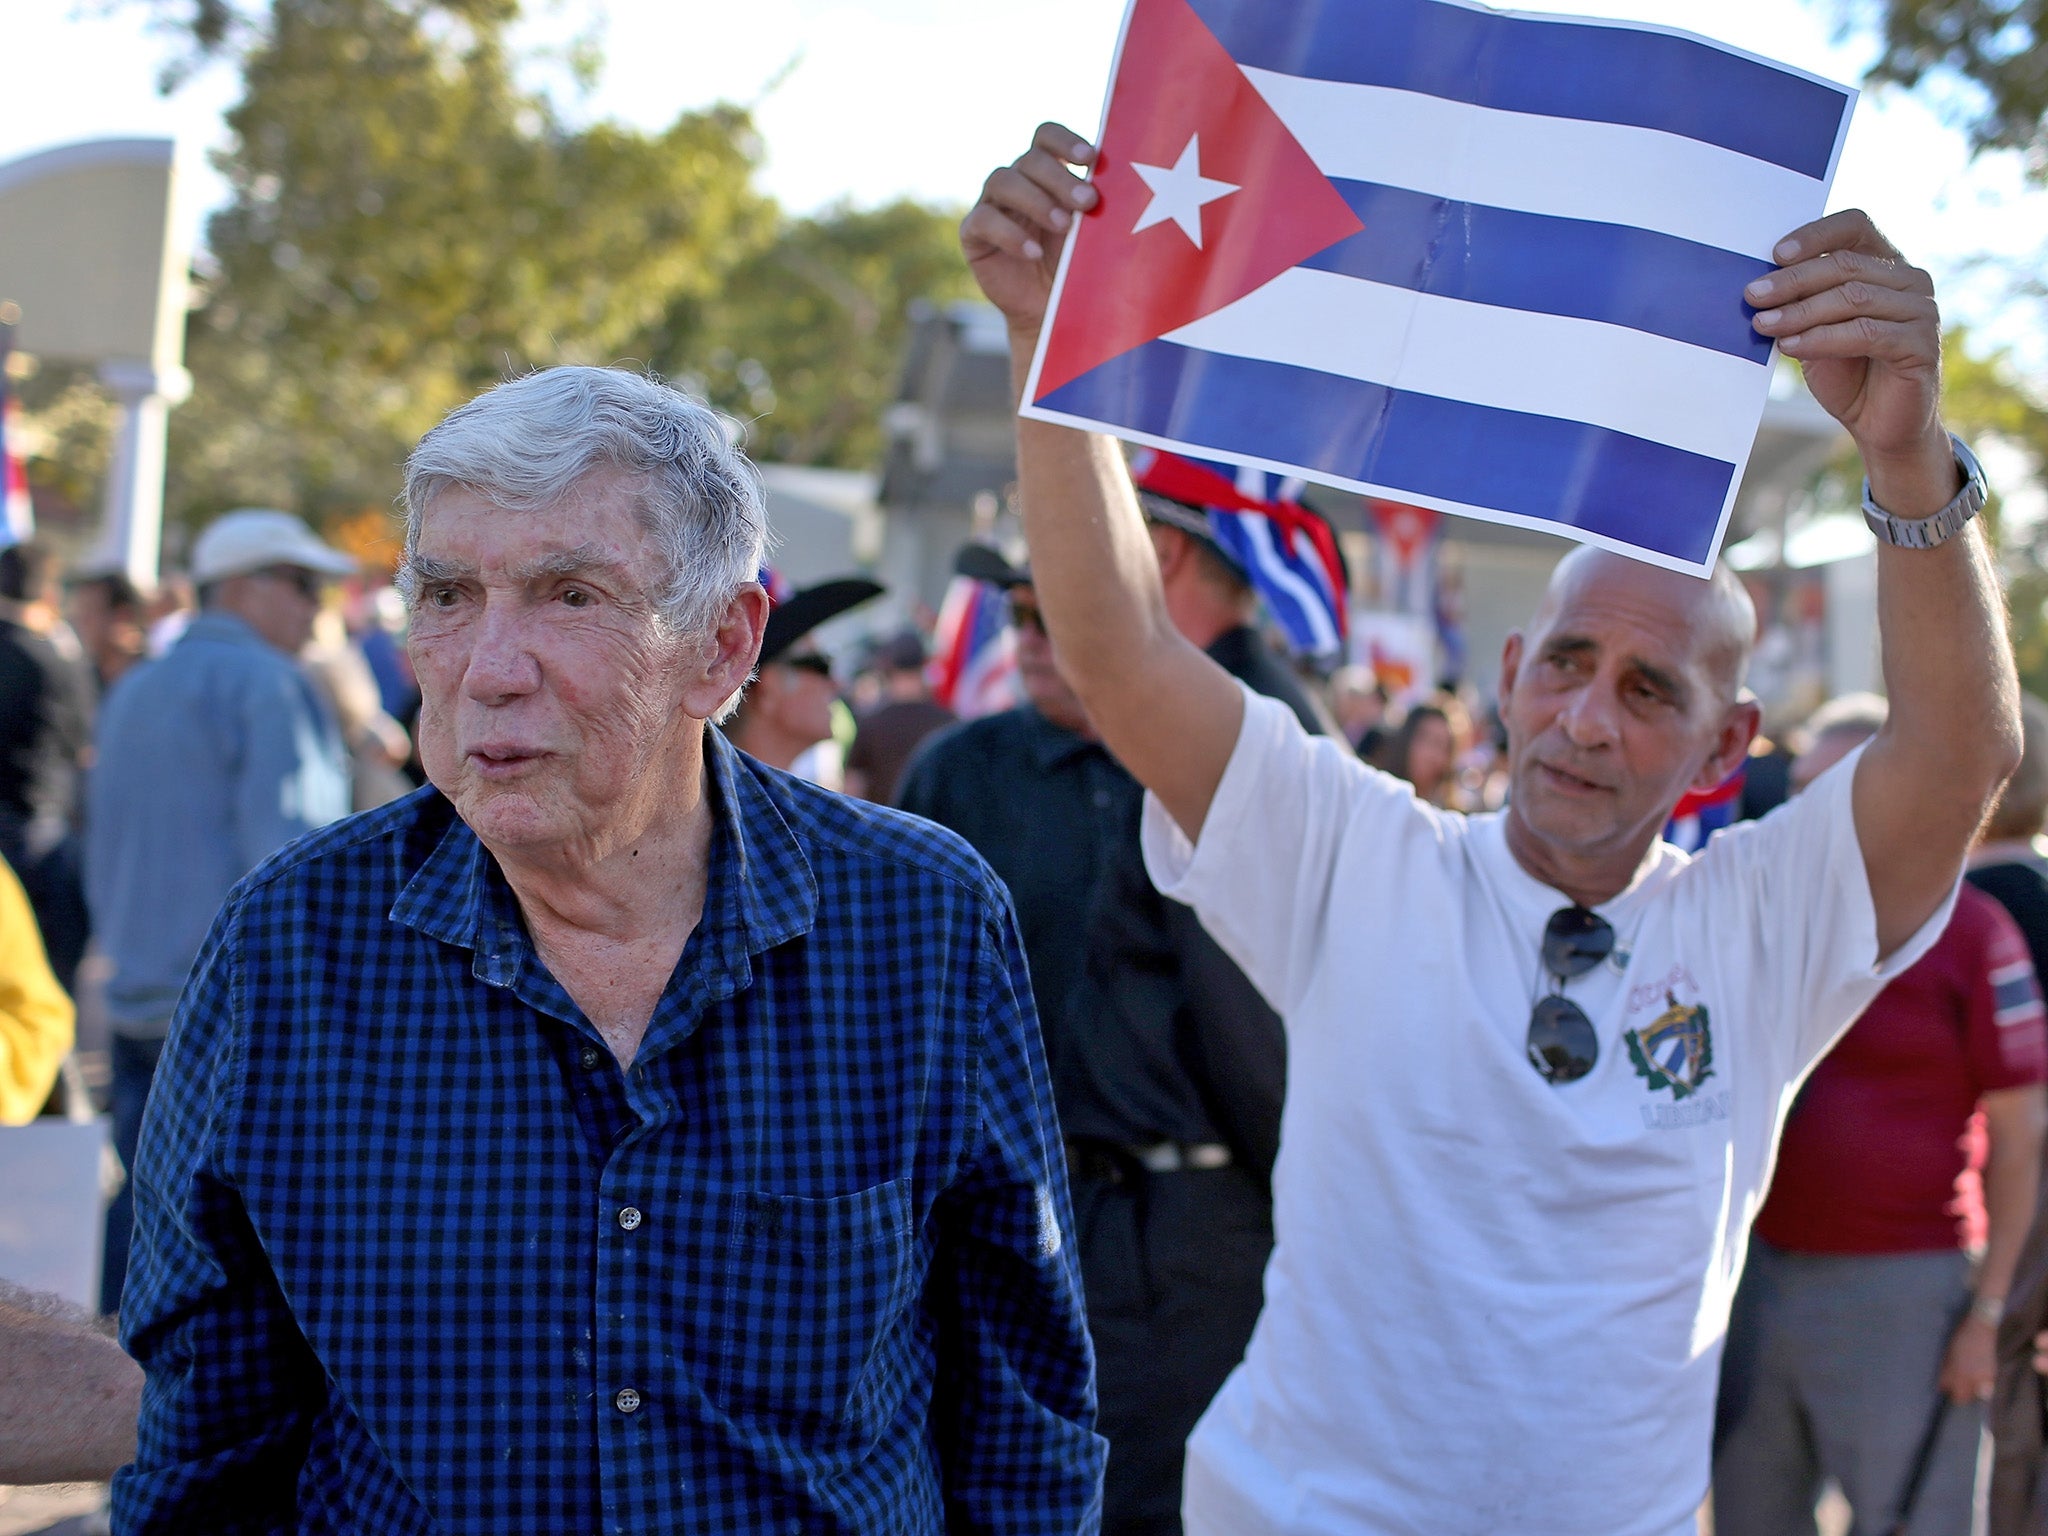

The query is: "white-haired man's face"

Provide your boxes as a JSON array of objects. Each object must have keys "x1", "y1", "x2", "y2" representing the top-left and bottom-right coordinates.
[{"x1": 406, "y1": 472, "x2": 746, "y2": 861}]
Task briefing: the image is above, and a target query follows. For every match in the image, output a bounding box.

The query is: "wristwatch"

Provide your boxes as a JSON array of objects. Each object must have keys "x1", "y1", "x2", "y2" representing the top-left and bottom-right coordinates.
[
  {"x1": 1861, "y1": 434, "x2": 1989, "y2": 549},
  {"x1": 1972, "y1": 1292, "x2": 2006, "y2": 1328}
]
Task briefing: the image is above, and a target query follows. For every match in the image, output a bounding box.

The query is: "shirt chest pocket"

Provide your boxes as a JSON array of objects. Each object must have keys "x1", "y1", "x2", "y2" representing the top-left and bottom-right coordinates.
[{"x1": 706, "y1": 1178, "x2": 919, "y2": 1426}]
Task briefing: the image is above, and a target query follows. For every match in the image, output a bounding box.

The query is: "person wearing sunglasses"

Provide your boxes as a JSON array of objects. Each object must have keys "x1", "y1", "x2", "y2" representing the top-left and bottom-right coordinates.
[
  {"x1": 722, "y1": 575, "x2": 880, "y2": 778},
  {"x1": 968, "y1": 124, "x2": 2022, "y2": 1536},
  {"x1": 902, "y1": 530, "x2": 1326, "y2": 1536},
  {"x1": 84, "y1": 507, "x2": 356, "y2": 1315}
]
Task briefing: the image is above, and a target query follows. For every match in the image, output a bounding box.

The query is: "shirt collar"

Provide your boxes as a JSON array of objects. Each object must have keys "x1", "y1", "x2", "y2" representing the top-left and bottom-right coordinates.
[
  {"x1": 1022, "y1": 706, "x2": 1105, "y2": 771},
  {"x1": 390, "y1": 724, "x2": 819, "y2": 984},
  {"x1": 181, "y1": 610, "x2": 276, "y2": 651}
]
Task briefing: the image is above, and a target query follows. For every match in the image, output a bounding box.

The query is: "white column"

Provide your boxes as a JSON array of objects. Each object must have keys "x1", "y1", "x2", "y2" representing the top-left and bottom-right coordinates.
[{"x1": 96, "y1": 358, "x2": 191, "y2": 587}]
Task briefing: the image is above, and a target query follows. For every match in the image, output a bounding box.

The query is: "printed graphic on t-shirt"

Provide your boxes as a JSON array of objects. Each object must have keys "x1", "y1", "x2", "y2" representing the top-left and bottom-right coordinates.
[{"x1": 1624, "y1": 984, "x2": 1715, "y2": 1102}]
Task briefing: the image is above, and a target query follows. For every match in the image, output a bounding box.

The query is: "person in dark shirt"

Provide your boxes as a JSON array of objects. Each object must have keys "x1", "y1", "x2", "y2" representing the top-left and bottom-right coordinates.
[
  {"x1": 66, "y1": 566, "x2": 150, "y2": 698},
  {"x1": 0, "y1": 541, "x2": 94, "y2": 994},
  {"x1": 1970, "y1": 694, "x2": 2048, "y2": 984},
  {"x1": 901, "y1": 505, "x2": 1325, "y2": 1536},
  {"x1": 898, "y1": 548, "x2": 1133, "y2": 1042},
  {"x1": 846, "y1": 629, "x2": 956, "y2": 804}
]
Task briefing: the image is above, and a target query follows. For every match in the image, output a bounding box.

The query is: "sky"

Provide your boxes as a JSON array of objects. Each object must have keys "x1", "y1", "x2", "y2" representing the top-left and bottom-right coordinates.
[{"x1": 7, "y1": 0, "x2": 2044, "y2": 364}]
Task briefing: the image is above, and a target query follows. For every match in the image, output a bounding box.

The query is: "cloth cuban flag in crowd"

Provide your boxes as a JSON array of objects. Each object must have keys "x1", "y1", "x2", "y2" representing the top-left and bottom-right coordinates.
[
  {"x1": 1020, "y1": 0, "x2": 1857, "y2": 575},
  {"x1": 0, "y1": 323, "x2": 32, "y2": 549},
  {"x1": 1663, "y1": 760, "x2": 1746, "y2": 853},
  {"x1": 930, "y1": 577, "x2": 1020, "y2": 718},
  {"x1": 1132, "y1": 446, "x2": 1348, "y2": 659}
]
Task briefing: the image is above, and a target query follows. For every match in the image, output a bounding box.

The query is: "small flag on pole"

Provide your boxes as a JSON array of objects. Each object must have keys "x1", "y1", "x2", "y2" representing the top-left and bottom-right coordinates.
[
  {"x1": 1022, "y1": 0, "x2": 1856, "y2": 575},
  {"x1": 1665, "y1": 762, "x2": 1747, "y2": 853},
  {"x1": 0, "y1": 320, "x2": 33, "y2": 549},
  {"x1": 930, "y1": 578, "x2": 1019, "y2": 719}
]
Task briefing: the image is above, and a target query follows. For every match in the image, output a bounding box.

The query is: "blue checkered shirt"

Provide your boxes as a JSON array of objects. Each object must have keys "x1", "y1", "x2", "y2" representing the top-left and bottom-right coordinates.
[{"x1": 113, "y1": 727, "x2": 1104, "y2": 1534}]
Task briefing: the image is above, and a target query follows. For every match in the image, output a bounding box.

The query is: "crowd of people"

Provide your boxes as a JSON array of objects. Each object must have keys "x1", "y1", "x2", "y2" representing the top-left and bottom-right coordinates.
[{"x1": 0, "y1": 119, "x2": 2043, "y2": 1536}]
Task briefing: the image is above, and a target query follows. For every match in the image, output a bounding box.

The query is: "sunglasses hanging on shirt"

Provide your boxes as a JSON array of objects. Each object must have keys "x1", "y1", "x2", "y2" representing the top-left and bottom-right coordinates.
[{"x1": 1526, "y1": 905, "x2": 1616, "y2": 1084}]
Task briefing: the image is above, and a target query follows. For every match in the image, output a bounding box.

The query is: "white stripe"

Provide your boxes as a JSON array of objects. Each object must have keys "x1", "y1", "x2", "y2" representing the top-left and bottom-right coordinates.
[
  {"x1": 1991, "y1": 961, "x2": 2034, "y2": 987},
  {"x1": 1243, "y1": 67, "x2": 1826, "y2": 263},
  {"x1": 1163, "y1": 267, "x2": 1763, "y2": 465},
  {"x1": 1238, "y1": 516, "x2": 1340, "y2": 654}
]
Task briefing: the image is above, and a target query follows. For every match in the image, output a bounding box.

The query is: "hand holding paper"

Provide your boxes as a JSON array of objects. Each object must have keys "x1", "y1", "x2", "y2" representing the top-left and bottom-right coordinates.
[
  {"x1": 996, "y1": 0, "x2": 1863, "y2": 574},
  {"x1": 1747, "y1": 210, "x2": 1952, "y2": 508},
  {"x1": 962, "y1": 124, "x2": 1100, "y2": 339}
]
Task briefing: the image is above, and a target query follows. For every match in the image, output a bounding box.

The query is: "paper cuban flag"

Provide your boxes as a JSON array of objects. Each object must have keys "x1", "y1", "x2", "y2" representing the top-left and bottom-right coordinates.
[{"x1": 1020, "y1": 0, "x2": 1857, "y2": 575}]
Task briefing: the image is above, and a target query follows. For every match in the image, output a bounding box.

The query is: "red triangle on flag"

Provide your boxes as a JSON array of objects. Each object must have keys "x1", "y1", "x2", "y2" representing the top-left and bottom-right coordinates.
[{"x1": 1034, "y1": 0, "x2": 1365, "y2": 401}]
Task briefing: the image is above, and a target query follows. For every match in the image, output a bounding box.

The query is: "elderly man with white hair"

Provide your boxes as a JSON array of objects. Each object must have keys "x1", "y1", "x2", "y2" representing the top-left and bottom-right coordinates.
[{"x1": 114, "y1": 367, "x2": 1105, "y2": 1534}]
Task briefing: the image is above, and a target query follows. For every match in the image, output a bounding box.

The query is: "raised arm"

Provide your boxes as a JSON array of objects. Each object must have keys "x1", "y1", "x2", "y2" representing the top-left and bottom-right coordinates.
[
  {"x1": 961, "y1": 124, "x2": 1244, "y2": 841},
  {"x1": 1749, "y1": 211, "x2": 2021, "y2": 957}
]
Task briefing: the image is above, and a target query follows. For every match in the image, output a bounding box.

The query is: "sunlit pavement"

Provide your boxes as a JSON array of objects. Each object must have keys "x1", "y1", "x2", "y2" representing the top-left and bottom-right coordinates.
[{"x1": 0, "y1": 1484, "x2": 107, "y2": 1536}]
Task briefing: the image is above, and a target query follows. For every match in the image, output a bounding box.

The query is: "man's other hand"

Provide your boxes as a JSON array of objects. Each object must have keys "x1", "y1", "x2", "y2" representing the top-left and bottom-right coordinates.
[
  {"x1": 1745, "y1": 210, "x2": 1947, "y2": 478},
  {"x1": 1940, "y1": 1313, "x2": 1997, "y2": 1404},
  {"x1": 961, "y1": 124, "x2": 1100, "y2": 336}
]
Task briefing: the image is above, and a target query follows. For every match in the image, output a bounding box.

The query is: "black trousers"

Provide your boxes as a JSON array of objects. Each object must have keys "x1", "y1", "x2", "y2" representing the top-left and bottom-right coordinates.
[
  {"x1": 1070, "y1": 1160, "x2": 1272, "y2": 1536},
  {"x1": 0, "y1": 812, "x2": 88, "y2": 996}
]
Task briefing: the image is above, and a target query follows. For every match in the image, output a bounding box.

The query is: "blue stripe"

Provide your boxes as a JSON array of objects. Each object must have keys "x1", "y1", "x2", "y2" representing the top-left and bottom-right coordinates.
[
  {"x1": 1039, "y1": 340, "x2": 1734, "y2": 565},
  {"x1": 1995, "y1": 975, "x2": 2040, "y2": 1014},
  {"x1": 1188, "y1": 0, "x2": 1847, "y2": 179},
  {"x1": 1310, "y1": 181, "x2": 1773, "y2": 363}
]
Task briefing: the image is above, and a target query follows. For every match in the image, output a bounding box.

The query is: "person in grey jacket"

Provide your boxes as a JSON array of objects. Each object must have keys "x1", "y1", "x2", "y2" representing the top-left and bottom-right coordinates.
[{"x1": 86, "y1": 508, "x2": 354, "y2": 1313}]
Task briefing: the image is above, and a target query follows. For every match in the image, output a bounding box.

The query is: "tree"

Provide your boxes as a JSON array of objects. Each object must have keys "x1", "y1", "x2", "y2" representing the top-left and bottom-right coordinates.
[
  {"x1": 1936, "y1": 330, "x2": 2048, "y2": 696},
  {"x1": 87, "y1": 0, "x2": 977, "y2": 565},
  {"x1": 668, "y1": 200, "x2": 978, "y2": 469},
  {"x1": 160, "y1": 0, "x2": 774, "y2": 542},
  {"x1": 1840, "y1": 0, "x2": 2045, "y2": 176}
]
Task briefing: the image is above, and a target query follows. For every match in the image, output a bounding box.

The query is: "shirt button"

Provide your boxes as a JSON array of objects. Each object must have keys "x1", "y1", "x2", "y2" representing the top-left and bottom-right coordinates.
[
  {"x1": 579, "y1": 1046, "x2": 602, "y2": 1069},
  {"x1": 614, "y1": 1387, "x2": 642, "y2": 1414},
  {"x1": 617, "y1": 1206, "x2": 643, "y2": 1231}
]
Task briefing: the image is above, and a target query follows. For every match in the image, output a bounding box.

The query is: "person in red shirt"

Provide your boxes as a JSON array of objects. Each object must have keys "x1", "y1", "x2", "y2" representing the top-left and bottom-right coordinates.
[{"x1": 1714, "y1": 696, "x2": 2048, "y2": 1536}]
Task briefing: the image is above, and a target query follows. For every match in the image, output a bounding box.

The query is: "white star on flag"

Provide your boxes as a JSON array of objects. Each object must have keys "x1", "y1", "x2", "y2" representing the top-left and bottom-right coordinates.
[{"x1": 1130, "y1": 134, "x2": 1239, "y2": 249}]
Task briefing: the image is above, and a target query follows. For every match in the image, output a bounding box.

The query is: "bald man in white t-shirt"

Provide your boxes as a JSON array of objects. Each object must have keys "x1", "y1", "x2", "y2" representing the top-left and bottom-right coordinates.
[{"x1": 959, "y1": 124, "x2": 2023, "y2": 1536}]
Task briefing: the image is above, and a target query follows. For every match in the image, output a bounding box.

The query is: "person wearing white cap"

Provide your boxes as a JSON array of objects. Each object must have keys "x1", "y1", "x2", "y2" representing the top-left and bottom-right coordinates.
[{"x1": 85, "y1": 507, "x2": 356, "y2": 1313}]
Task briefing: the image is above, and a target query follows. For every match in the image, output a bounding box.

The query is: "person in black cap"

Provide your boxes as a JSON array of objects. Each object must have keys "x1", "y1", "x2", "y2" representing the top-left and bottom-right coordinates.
[
  {"x1": 722, "y1": 575, "x2": 880, "y2": 775},
  {"x1": 898, "y1": 511, "x2": 1324, "y2": 1536}
]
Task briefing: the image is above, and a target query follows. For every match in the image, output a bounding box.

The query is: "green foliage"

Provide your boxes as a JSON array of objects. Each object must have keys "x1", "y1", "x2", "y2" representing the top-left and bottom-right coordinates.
[
  {"x1": 163, "y1": 0, "x2": 775, "y2": 537},
  {"x1": 668, "y1": 199, "x2": 977, "y2": 468},
  {"x1": 1841, "y1": 0, "x2": 2045, "y2": 176},
  {"x1": 108, "y1": 0, "x2": 973, "y2": 557},
  {"x1": 1938, "y1": 331, "x2": 2048, "y2": 696}
]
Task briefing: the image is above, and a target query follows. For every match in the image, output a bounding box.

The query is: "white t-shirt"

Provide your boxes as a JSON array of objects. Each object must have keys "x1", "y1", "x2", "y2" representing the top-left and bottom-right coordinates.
[{"x1": 1141, "y1": 687, "x2": 1952, "y2": 1536}]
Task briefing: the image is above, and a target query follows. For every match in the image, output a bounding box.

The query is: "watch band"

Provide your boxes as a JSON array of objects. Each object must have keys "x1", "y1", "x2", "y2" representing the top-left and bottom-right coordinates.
[
  {"x1": 1972, "y1": 1292, "x2": 2006, "y2": 1328},
  {"x1": 1861, "y1": 434, "x2": 1989, "y2": 550}
]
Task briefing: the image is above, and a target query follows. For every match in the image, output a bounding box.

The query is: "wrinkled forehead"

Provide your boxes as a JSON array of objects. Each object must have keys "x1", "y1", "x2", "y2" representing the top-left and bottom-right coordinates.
[{"x1": 1533, "y1": 548, "x2": 1753, "y2": 687}]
